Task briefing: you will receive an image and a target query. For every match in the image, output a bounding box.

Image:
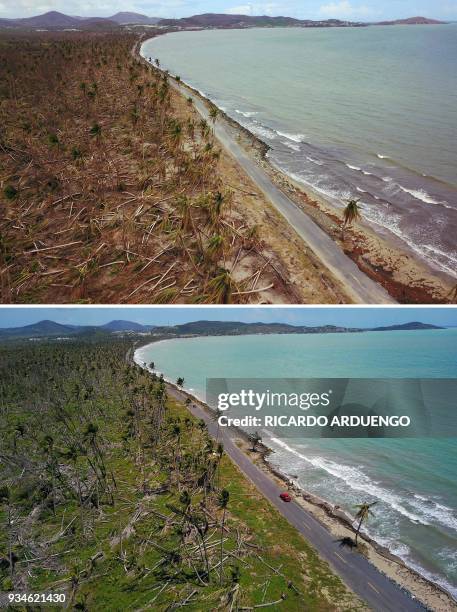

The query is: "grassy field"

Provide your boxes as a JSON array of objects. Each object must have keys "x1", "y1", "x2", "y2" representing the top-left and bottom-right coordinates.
[{"x1": 0, "y1": 339, "x2": 363, "y2": 610}]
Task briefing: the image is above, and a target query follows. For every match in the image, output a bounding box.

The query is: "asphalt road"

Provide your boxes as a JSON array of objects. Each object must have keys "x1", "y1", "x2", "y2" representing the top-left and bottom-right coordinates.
[
  {"x1": 168, "y1": 385, "x2": 426, "y2": 612},
  {"x1": 169, "y1": 79, "x2": 396, "y2": 305}
]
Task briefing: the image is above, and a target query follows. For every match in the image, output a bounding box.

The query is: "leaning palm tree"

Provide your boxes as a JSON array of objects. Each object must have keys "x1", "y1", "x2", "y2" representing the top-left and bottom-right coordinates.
[
  {"x1": 354, "y1": 501, "x2": 377, "y2": 546},
  {"x1": 342, "y1": 198, "x2": 361, "y2": 239},
  {"x1": 218, "y1": 489, "x2": 230, "y2": 584}
]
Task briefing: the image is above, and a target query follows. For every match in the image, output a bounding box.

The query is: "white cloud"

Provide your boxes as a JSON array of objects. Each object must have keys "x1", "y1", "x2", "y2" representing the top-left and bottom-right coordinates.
[
  {"x1": 319, "y1": 0, "x2": 376, "y2": 19},
  {"x1": 225, "y1": 2, "x2": 281, "y2": 16},
  {"x1": 226, "y1": 4, "x2": 253, "y2": 13}
]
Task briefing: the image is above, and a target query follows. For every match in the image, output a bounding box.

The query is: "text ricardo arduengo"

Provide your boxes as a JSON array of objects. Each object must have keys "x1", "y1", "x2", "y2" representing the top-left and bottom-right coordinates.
[{"x1": 215, "y1": 389, "x2": 411, "y2": 429}]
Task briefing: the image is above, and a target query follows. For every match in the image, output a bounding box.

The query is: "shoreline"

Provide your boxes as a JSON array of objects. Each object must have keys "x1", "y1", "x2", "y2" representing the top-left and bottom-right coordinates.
[
  {"x1": 138, "y1": 32, "x2": 455, "y2": 304},
  {"x1": 132, "y1": 339, "x2": 457, "y2": 610}
]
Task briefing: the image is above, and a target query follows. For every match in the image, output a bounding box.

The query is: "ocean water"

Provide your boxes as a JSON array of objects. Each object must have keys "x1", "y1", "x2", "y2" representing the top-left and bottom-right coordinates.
[
  {"x1": 135, "y1": 329, "x2": 457, "y2": 597},
  {"x1": 142, "y1": 26, "x2": 457, "y2": 277}
]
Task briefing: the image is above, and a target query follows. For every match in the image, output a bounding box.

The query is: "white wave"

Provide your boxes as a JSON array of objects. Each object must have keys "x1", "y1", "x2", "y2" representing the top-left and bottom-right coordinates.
[
  {"x1": 362, "y1": 170, "x2": 373, "y2": 176},
  {"x1": 276, "y1": 130, "x2": 306, "y2": 143},
  {"x1": 268, "y1": 437, "x2": 430, "y2": 526},
  {"x1": 346, "y1": 163, "x2": 361, "y2": 171},
  {"x1": 248, "y1": 123, "x2": 277, "y2": 140},
  {"x1": 410, "y1": 496, "x2": 457, "y2": 531},
  {"x1": 283, "y1": 169, "x2": 350, "y2": 206},
  {"x1": 356, "y1": 187, "x2": 367, "y2": 194},
  {"x1": 273, "y1": 430, "x2": 457, "y2": 598},
  {"x1": 306, "y1": 155, "x2": 324, "y2": 166},
  {"x1": 398, "y1": 185, "x2": 443, "y2": 206},
  {"x1": 375, "y1": 536, "x2": 457, "y2": 599},
  {"x1": 283, "y1": 141, "x2": 300, "y2": 152},
  {"x1": 235, "y1": 109, "x2": 258, "y2": 118},
  {"x1": 382, "y1": 176, "x2": 393, "y2": 182},
  {"x1": 377, "y1": 153, "x2": 389, "y2": 159}
]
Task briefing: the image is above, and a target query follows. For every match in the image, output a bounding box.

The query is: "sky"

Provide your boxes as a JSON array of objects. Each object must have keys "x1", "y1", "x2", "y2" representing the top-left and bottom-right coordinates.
[
  {"x1": 0, "y1": 306, "x2": 456, "y2": 329},
  {"x1": 0, "y1": 0, "x2": 456, "y2": 20}
]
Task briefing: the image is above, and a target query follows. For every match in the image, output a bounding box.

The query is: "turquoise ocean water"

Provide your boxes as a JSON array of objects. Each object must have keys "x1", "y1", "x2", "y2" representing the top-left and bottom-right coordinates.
[
  {"x1": 135, "y1": 329, "x2": 457, "y2": 597},
  {"x1": 142, "y1": 26, "x2": 457, "y2": 277}
]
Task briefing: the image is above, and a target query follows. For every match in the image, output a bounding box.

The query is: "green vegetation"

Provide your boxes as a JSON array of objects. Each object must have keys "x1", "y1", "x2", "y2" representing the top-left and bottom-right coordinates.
[
  {"x1": 354, "y1": 502, "x2": 377, "y2": 546},
  {"x1": 0, "y1": 339, "x2": 360, "y2": 609},
  {"x1": 341, "y1": 199, "x2": 361, "y2": 239}
]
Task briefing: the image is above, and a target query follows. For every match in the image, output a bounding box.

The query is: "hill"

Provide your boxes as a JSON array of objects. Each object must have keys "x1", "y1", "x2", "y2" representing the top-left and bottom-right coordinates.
[
  {"x1": 0, "y1": 11, "x2": 119, "y2": 30},
  {"x1": 159, "y1": 13, "x2": 360, "y2": 28},
  {"x1": 0, "y1": 11, "x2": 446, "y2": 31},
  {"x1": 376, "y1": 16, "x2": 446, "y2": 25},
  {"x1": 108, "y1": 12, "x2": 160, "y2": 25},
  {"x1": 167, "y1": 320, "x2": 355, "y2": 335},
  {"x1": 0, "y1": 319, "x2": 81, "y2": 338},
  {"x1": 0, "y1": 319, "x2": 443, "y2": 340},
  {"x1": 100, "y1": 320, "x2": 153, "y2": 332},
  {"x1": 370, "y1": 321, "x2": 442, "y2": 331}
]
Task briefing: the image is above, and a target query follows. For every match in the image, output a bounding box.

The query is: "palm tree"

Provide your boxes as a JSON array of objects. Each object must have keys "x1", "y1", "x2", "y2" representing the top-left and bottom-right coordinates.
[
  {"x1": 218, "y1": 489, "x2": 230, "y2": 584},
  {"x1": 342, "y1": 198, "x2": 361, "y2": 239},
  {"x1": 249, "y1": 431, "x2": 262, "y2": 452},
  {"x1": 209, "y1": 106, "x2": 219, "y2": 124},
  {"x1": 212, "y1": 407, "x2": 224, "y2": 440},
  {"x1": 207, "y1": 268, "x2": 233, "y2": 304},
  {"x1": 176, "y1": 377, "x2": 184, "y2": 388},
  {"x1": 354, "y1": 501, "x2": 377, "y2": 546},
  {"x1": 209, "y1": 191, "x2": 224, "y2": 226},
  {"x1": 206, "y1": 234, "x2": 225, "y2": 263},
  {"x1": 89, "y1": 123, "x2": 101, "y2": 138},
  {"x1": 0, "y1": 486, "x2": 13, "y2": 580},
  {"x1": 63, "y1": 445, "x2": 85, "y2": 533}
]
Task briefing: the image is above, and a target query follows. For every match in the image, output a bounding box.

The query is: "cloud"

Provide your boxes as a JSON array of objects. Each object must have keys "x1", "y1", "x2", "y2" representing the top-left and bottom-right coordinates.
[
  {"x1": 225, "y1": 2, "x2": 281, "y2": 16},
  {"x1": 319, "y1": 0, "x2": 377, "y2": 18}
]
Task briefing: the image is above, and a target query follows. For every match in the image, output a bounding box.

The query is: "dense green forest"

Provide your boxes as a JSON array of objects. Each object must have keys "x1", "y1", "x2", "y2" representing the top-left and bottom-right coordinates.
[{"x1": 0, "y1": 339, "x2": 360, "y2": 610}]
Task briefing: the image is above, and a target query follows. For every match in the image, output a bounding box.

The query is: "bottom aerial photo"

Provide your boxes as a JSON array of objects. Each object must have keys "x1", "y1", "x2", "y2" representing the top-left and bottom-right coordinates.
[{"x1": 0, "y1": 306, "x2": 456, "y2": 612}]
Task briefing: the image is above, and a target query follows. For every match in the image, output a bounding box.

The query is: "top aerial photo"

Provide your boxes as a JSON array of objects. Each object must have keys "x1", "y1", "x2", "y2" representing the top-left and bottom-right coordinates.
[{"x1": 0, "y1": 0, "x2": 456, "y2": 304}]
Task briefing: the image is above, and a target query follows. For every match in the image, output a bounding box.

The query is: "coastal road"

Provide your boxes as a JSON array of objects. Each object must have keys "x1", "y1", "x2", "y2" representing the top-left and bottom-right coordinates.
[
  {"x1": 168, "y1": 385, "x2": 425, "y2": 612},
  {"x1": 169, "y1": 79, "x2": 396, "y2": 305}
]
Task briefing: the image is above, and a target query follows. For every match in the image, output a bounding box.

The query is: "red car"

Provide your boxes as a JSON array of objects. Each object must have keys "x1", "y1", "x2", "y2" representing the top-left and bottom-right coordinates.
[{"x1": 279, "y1": 492, "x2": 292, "y2": 502}]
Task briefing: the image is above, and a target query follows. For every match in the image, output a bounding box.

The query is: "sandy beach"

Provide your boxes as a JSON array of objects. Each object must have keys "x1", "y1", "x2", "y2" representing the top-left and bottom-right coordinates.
[{"x1": 137, "y1": 34, "x2": 456, "y2": 304}]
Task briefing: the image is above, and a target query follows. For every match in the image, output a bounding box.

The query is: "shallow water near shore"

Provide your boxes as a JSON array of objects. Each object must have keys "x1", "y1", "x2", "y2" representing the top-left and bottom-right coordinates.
[
  {"x1": 142, "y1": 25, "x2": 457, "y2": 277},
  {"x1": 135, "y1": 330, "x2": 457, "y2": 597}
]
